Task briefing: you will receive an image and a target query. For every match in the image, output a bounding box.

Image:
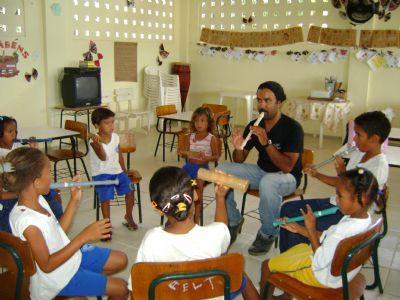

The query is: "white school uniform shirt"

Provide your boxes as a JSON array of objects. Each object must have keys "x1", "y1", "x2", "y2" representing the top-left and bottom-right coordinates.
[
  {"x1": 89, "y1": 132, "x2": 123, "y2": 176},
  {"x1": 128, "y1": 222, "x2": 230, "y2": 291},
  {"x1": 0, "y1": 142, "x2": 22, "y2": 157},
  {"x1": 10, "y1": 196, "x2": 82, "y2": 300},
  {"x1": 330, "y1": 150, "x2": 388, "y2": 206},
  {"x1": 312, "y1": 214, "x2": 371, "y2": 288}
]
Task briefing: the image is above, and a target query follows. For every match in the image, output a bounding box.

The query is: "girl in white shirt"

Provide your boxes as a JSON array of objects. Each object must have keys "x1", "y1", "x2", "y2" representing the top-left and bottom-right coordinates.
[
  {"x1": 129, "y1": 166, "x2": 259, "y2": 299},
  {"x1": 2, "y1": 147, "x2": 129, "y2": 300},
  {"x1": 261, "y1": 168, "x2": 386, "y2": 299}
]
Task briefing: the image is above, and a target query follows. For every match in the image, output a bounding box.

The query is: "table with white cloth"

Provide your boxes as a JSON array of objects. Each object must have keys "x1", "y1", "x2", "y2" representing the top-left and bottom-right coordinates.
[{"x1": 287, "y1": 97, "x2": 352, "y2": 148}]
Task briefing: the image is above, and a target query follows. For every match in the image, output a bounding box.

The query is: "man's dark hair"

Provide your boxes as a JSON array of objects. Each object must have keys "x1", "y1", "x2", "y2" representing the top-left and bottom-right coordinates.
[{"x1": 257, "y1": 81, "x2": 286, "y2": 102}]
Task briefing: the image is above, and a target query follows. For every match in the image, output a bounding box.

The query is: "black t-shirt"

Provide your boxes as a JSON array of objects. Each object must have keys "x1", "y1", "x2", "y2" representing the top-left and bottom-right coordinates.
[{"x1": 243, "y1": 113, "x2": 304, "y2": 186}]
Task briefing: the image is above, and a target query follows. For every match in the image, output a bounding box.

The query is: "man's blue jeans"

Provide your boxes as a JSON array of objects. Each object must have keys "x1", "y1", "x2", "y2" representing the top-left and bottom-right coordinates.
[{"x1": 217, "y1": 163, "x2": 297, "y2": 236}]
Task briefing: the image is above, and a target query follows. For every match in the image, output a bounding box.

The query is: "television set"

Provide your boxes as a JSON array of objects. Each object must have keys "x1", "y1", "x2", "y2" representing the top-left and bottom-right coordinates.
[{"x1": 61, "y1": 67, "x2": 102, "y2": 107}]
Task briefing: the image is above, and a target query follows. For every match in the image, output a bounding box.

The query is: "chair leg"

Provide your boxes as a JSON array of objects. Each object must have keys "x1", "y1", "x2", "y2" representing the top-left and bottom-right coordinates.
[
  {"x1": 136, "y1": 183, "x2": 142, "y2": 223},
  {"x1": 160, "y1": 215, "x2": 164, "y2": 225},
  {"x1": 170, "y1": 134, "x2": 176, "y2": 152},
  {"x1": 366, "y1": 243, "x2": 384, "y2": 293},
  {"x1": 154, "y1": 133, "x2": 162, "y2": 157},
  {"x1": 65, "y1": 160, "x2": 73, "y2": 178},
  {"x1": 224, "y1": 138, "x2": 232, "y2": 162},
  {"x1": 53, "y1": 162, "x2": 58, "y2": 182},
  {"x1": 239, "y1": 193, "x2": 248, "y2": 233},
  {"x1": 80, "y1": 158, "x2": 91, "y2": 181},
  {"x1": 95, "y1": 192, "x2": 100, "y2": 221}
]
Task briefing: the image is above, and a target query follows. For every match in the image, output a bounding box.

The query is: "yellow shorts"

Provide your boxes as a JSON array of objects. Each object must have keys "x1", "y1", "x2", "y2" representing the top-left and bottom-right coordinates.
[{"x1": 268, "y1": 243, "x2": 326, "y2": 288}]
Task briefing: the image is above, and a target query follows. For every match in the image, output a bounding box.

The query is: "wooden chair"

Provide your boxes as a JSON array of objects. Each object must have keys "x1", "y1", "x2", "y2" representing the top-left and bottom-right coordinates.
[
  {"x1": 130, "y1": 253, "x2": 244, "y2": 300},
  {"x1": 46, "y1": 120, "x2": 90, "y2": 182},
  {"x1": 95, "y1": 133, "x2": 143, "y2": 223},
  {"x1": 240, "y1": 148, "x2": 314, "y2": 227},
  {"x1": 262, "y1": 217, "x2": 383, "y2": 300},
  {"x1": 366, "y1": 185, "x2": 389, "y2": 293},
  {"x1": 0, "y1": 231, "x2": 36, "y2": 300},
  {"x1": 154, "y1": 104, "x2": 183, "y2": 158}
]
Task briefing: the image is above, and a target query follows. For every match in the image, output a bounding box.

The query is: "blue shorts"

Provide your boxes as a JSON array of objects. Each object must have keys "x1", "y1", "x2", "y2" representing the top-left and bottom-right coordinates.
[
  {"x1": 182, "y1": 163, "x2": 209, "y2": 179},
  {"x1": 58, "y1": 244, "x2": 111, "y2": 297},
  {"x1": 93, "y1": 173, "x2": 134, "y2": 203}
]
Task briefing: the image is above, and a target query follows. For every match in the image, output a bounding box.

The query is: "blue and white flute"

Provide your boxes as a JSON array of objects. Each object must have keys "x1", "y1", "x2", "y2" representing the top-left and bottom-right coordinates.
[
  {"x1": 273, "y1": 206, "x2": 339, "y2": 228},
  {"x1": 312, "y1": 145, "x2": 357, "y2": 169},
  {"x1": 14, "y1": 138, "x2": 53, "y2": 143},
  {"x1": 50, "y1": 179, "x2": 119, "y2": 189}
]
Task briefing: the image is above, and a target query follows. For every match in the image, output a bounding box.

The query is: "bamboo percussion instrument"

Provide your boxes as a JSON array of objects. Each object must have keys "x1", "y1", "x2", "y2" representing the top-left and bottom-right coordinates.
[
  {"x1": 180, "y1": 150, "x2": 202, "y2": 158},
  {"x1": 14, "y1": 138, "x2": 53, "y2": 143},
  {"x1": 50, "y1": 179, "x2": 119, "y2": 189},
  {"x1": 312, "y1": 145, "x2": 357, "y2": 170},
  {"x1": 273, "y1": 206, "x2": 339, "y2": 227},
  {"x1": 197, "y1": 168, "x2": 249, "y2": 192},
  {"x1": 240, "y1": 112, "x2": 264, "y2": 150}
]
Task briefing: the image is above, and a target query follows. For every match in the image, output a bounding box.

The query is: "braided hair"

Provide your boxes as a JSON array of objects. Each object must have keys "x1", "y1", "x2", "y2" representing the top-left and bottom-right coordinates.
[
  {"x1": 149, "y1": 166, "x2": 194, "y2": 221},
  {"x1": 339, "y1": 168, "x2": 386, "y2": 214}
]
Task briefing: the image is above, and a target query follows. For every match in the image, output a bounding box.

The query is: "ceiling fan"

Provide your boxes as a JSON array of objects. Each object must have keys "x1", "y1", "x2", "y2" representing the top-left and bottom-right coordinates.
[{"x1": 332, "y1": 0, "x2": 400, "y2": 24}]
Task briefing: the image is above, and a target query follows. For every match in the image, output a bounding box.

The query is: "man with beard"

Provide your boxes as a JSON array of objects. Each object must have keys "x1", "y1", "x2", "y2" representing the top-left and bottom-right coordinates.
[{"x1": 217, "y1": 81, "x2": 304, "y2": 255}]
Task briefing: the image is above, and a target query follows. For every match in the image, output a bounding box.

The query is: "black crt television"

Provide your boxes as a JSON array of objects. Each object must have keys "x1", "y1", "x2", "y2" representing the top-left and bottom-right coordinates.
[{"x1": 61, "y1": 67, "x2": 102, "y2": 107}]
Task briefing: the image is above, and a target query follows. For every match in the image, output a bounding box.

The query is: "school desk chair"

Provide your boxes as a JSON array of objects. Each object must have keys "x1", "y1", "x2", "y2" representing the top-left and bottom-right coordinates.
[
  {"x1": 202, "y1": 104, "x2": 233, "y2": 162},
  {"x1": 130, "y1": 253, "x2": 244, "y2": 300},
  {"x1": 0, "y1": 231, "x2": 35, "y2": 300},
  {"x1": 46, "y1": 120, "x2": 91, "y2": 182},
  {"x1": 94, "y1": 132, "x2": 143, "y2": 224},
  {"x1": 366, "y1": 185, "x2": 389, "y2": 293},
  {"x1": 239, "y1": 148, "x2": 314, "y2": 235},
  {"x1": 262, "y1": 217, "x2": 383, "y2": 300},
  {"x1": 153, "y1": 104, "x2": 183, "y2": 158}
]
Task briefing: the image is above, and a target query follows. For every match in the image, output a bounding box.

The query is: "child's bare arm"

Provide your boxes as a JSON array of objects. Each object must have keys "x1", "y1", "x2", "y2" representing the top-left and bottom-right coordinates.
[
  {"x1": 24, "y1": 219, "x2": 111, "y2": 273},
  {"x1": 301, "y1": 205, "x2": 321, "y2": 252},
  {"x1": 59, "y1": 176, "x2": 82, "y2": 232},
  {"x1": 90, "y1": 136, "x2": 106, "y2": 161},
  {"x1": 208, "y1": 135, "x2": 220, "y2": 162},
  {"x1": 118, "y1": 151, "x2": 127, "y2": 172},
  {"x1": 303, "y1": 164, "x2": 339, "y2": 187},
  {"x1": 214, "y1": 171, "x2": 230, "y2": 225}
]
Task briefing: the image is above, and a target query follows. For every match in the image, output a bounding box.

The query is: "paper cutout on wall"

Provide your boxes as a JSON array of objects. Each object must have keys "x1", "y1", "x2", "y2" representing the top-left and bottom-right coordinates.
[
  {"x1": 359, "y1": 29, "x2": 400, "y2": 48},
  {"x1": 199, "y1": 27, "x2": 303, "y2": 48},
  {"x1": 307, "y1": 26, "x2": 357, "y2": 47},
  {"x1": 50, "y1": 3, "x2": 61, "y2": 16}
]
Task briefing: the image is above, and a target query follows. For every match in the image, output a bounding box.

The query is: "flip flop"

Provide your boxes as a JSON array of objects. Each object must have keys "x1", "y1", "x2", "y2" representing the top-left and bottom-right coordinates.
[{"x1": 122, "y1": 221, "x2": 138, "y2": 231}]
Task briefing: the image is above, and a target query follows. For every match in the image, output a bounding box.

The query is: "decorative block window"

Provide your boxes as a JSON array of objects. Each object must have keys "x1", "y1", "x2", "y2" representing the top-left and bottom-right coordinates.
[
  {"x1": 72, "y1": 0, "x2": 174, "y2": 41},
  {"x1": 0, "y1": 0, "x2": 25, "y2": 37},
  {"x1": 199, "y1": 0, "x2": 341, "y2": 32}
]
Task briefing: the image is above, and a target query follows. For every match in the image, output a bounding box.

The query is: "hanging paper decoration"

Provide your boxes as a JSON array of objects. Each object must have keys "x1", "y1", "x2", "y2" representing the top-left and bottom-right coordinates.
[
  {"x1": 25, "y1": 68, "x2": 38, "y2": 82},
  {"x1": 359, "y1": 29, "x2": 400, "y2": 48},
  {"x1": 307, "y1": 26, "x2": 357, "y2": 47},
  {"x1": 200, "y1": 27, "x2": 303, "y2": 48}
]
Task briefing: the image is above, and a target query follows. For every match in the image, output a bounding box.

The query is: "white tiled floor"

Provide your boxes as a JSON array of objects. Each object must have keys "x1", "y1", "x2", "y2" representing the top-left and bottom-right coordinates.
[{"x1": 62, "y1": 129, "x2": 400, "y2": 299}]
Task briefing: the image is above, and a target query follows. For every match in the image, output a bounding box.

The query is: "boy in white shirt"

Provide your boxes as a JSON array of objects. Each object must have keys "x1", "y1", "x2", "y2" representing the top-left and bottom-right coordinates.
[{"x1": 90, "y1": 108, "x2": 137, "y2": 239}]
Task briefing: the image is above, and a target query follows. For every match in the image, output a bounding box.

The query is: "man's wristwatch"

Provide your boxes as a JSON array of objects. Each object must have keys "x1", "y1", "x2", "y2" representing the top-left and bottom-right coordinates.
[{"x1": 261, "y1": 139, "x2": 272, "y2": 148}]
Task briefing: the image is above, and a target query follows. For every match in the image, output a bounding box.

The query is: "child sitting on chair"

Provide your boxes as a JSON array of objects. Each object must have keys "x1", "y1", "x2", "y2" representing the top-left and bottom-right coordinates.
[
  {"x1": 0, "y1": 116, "x2": 63, "y2": 233},
  {"x1": 279, "y1": 110, "x2": 391, "y2": 253},
  {"x1": 3, "y1": 147, "x2": 128, "y2": 300},
  {"x1": 181, "y1": 107, "x2": 219, "y2": 224},
  {"x1": 261, "y1": 168, "x2": 386, "y2": 299},
  {"x1": 128, "y1": 166, "x2": 259, "y2": 299},
  {"x1": 90, "y1": 108, "x2": 137, "y2": 238}
]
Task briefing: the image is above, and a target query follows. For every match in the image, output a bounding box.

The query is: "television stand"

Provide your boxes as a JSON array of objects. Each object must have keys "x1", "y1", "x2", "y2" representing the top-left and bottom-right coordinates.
[{"x1": 55, "y1": 104, "x2": 108, "y2": 132}]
